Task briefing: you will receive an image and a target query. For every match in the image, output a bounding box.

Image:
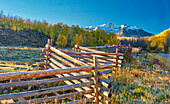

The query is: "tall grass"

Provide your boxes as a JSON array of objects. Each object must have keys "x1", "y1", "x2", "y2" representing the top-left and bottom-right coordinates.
[{"x1": 111, "y1": 52, "x2": 169, "y2": 103}]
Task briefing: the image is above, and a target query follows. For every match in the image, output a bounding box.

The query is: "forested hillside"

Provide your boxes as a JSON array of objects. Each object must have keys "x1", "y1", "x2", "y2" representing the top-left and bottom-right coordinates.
[
  {"x1": 0, "y1": 10, "x2": 119, "y2": 47},
  {"x1": 148, "y1": 29, "x2": 170, "y2": 53}
]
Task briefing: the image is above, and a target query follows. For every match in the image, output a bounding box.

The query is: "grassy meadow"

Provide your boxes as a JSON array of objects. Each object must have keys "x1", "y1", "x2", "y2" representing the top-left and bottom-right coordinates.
[{"x1": 0, "y1": 47, "x2": 169, "y2": 103}]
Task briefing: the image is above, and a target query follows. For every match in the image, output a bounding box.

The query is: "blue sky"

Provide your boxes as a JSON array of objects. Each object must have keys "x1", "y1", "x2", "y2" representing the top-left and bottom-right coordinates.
[{"x1": 0, "y1": 0, "x2": 170, "y2": 34}]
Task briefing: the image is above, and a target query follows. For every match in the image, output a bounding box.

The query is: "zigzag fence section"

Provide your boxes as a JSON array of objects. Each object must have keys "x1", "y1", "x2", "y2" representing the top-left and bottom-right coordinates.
[{"x1": 0, "y1": 39, "x2": 130, "y2": 104}]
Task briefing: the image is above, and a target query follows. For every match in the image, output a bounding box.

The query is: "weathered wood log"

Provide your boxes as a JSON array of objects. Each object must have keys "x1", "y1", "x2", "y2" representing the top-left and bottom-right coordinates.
[
  {"x1": 12, "y1": 90, "x2": 94, "y2": 104},
  {"x1": 86, "y1": 45, "x2": 126, "y2": 49},
  {"x1": 66, "y1": 64, "x2": 111, "y2": 103},
  {"x1": 80, "y1": 46, "x2": 123, "y2": 63},
  {"x1": 49, "y1": 63, "x2": 94, "y2": 99},
  {"x1": 50, "y1": 48, "x2": 100, "y2": 101},
  {"x1": 42, "y1": 48, "x2": 53, "y2": 52},
  {"x1": 100, "y1": 78, "x2": 114, "y2": 84},
  {"x1": 98, "y1": 71, "x2": 110, "y2": 79},
  {"x1": 115, "y1": 48, "x2": 118, "y2": 68},
  {"x1": 60, "y1": 71, "x2": 94, "y2": 98},
  {"x1": 83, "y1": 45, "x2": 115, "y2": 49},
  {"x1": 45, "y1": 39, "x2": 50, "y2": 69},
  {"x1": 99, "y1": 95, "x2": 111, "y2": 104},
  {"x1": 82, "y1": 84, "x2": 112, "y2": 102},
  {"x1": 72, "y1": 55, "x2": 117, "y2": 60},
  {"x1": 98, "y1": 79, "x2": 112, "y2": 89},
  {"x1": 79, "y1": 58, "x2": 101, "y2": 64},
  {"x1": 61, "y1": 50, "x2": 123, "y2": 56},
  {"x1": 36, "y1": 62, "x2": 46, "y2": 66},
  {"x1": 43, "y1": 45, "x2": 115, "y2": 101},
  {"x1": 48, "y1": 47, "x2": 93, "y2": 91},
  {"x1": 69, "y1": 72, "x2": 112, "y2": 103},
  {"x1": 9, "y1": 79, "x2": 21, "y2": 83},
  {"x1": 38, "y1": 68, "x2": 46, "y2": 70},
  {"x1": 80, "y1": 50, "x2": 117, "y2": 65},
  {"x1": 65, "y1": 97, "x2": 94, "y2": 104},
  {"x1": 101, "y1": 69, "x2": 112, "y2": 74},
  {"x1": 80, "y1": 59, "x2": 114, "y2": 64},
  {"x1": 65, "y1": 71, "x2": 102, "y2": 99},
  {"x1": 119, "y1": 56, "x2": 124, "y2": 59},
  {"x1": 51, "y1": 53, "x2": 75, "y2": 67},
  {"x1": 93, "y1": 56, "x2": 99, "y2": 104},
  {"x1": 0, "y1": 66, "x2": 93, "y2": 81},
  {"x1": 44, "y1": 46, "x2": 123, "y2": 62},
  {"x1": 81, "y1": 62, "x2": 93, "y2": 66},
  {"x1": 78, "y1": 62, "x2": 116, "y2": 69},
  {"x1": 60, "y1": 73, "x2": 94, "y2": 98},
  {"x1": 97, "y1": 64, "x2": 114, "y2": 69},
  {"x1": 50, "y1": 53, "x2": 95, "y2": 99},
  {"x1": 0, "y1": 82, "x2": 94, "y2": 100},
  {"x1": 58, "y1": 70, "x2": 96, "y2": 100},
  {"x1": 79, "y1": 46, "x2": 123, "y2": 63},
  {"x1": 49, "y1": 57, "x2": 66, "y2": 68},
  {"x1": 50, "y1": 39, "x2": 53, "y2": 46},
  {"x1": 49, "y1": 62, "x2": 59, "y2": 69},
  {"x1": 99, "y1": 87, "x2": 112, "y2": 98},
  {"x1": 0, "y1": 74, "x2": 92, "y2": 89},
  {"x1": 79, "y1": 45, "x2": 126, "y2": 55},
  {"x1": 79, "y1": 46, "x2": 106, "y2": 53},
  {"x1": 70, "y1": 70, "x2": 112, "y2": 101},
  {"x1": 47, "y1": 46, "x2": 87, "y2": 66}
]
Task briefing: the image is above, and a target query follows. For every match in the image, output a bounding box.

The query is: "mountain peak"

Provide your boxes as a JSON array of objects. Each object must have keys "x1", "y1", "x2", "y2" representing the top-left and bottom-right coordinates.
[
  {"x1": 100, "y1": 24, "x2": 106, "y2": 27},
  {"x1": 84, "y1": 23, "x2": 153, "y2": 37}
]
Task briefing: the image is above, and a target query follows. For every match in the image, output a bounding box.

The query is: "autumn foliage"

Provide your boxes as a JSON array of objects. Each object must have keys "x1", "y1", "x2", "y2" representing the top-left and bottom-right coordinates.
[
  {"x1": 148, "y1": 29, "x2": 170, "y2": 52},
  {"x1": 55, "y1": 34, "x2": 67, "y2": 47}
]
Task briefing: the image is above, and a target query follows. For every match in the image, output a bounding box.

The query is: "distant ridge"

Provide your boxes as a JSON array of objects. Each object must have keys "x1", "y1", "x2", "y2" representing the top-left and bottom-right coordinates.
[{"x1": 84, "y1": 23, "x2": 153, "y2": 37}]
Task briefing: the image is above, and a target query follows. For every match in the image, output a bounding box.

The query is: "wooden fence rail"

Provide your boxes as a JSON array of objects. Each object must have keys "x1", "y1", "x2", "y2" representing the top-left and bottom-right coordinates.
[
  {"x1": 41, "y1": 39, "x2": 128, "y2": 103},
  {"x1": 0, "y1": 39, "x2": 129, "y2": 104},
  {"x1": 0, "y1": 66, "x2": 93, "y2": 81}
]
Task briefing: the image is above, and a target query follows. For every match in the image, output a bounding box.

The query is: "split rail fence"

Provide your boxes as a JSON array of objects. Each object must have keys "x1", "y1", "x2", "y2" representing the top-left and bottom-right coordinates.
[{"x1": 0, "y1": 39, "x2": 130, "y2": 104}]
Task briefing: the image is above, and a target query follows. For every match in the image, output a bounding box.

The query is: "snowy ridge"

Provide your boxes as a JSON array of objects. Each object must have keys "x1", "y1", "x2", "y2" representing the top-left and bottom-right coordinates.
[{"x1": 84, "y1": 22, "x2": 153, "y2": 37}]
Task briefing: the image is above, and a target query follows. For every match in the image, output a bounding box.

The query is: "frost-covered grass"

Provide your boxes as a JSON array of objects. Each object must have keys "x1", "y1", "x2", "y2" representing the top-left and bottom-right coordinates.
[
  {"x1": 111, "y1": 52, "x2": 170, "y2": 103},
  {"x1": 0, "y1": 47, "x2": 42, "y2": 72}
]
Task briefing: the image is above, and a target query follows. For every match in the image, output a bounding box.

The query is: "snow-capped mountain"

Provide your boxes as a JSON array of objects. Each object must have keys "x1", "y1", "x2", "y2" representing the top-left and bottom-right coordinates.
[
  {"x1": 85, "y1": 23, "x2": 121, "y2": 33},
  {"x1": 84, "y1": 23, "x2": 153, "y2": 37}
]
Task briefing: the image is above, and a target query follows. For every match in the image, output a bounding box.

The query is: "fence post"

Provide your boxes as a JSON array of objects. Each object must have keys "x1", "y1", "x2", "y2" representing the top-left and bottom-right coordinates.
[
  {"x1": 74, "y1": 42, "x2": 79, "y2": 59},
  {"x1": 127, "y1": 44, "x2": 131, "y2": 53},
  {"x1": 45, "y1": 39, "x2": 50, "y2": 69},
  {"x1": 75, "y1": 42, "x2": 79, "y2": 52},
  {"x1": 50, "y1": 39, "x2": 53, "y2": 46},
  {"x1": 116, "y1": 48, "x2": 118, "y2": 66},
  {"x1": 119, "y1": 42, "x2": 122, "y2": 53},
  {"x1": 93, "y1": 56, "x2": 99, "y2": 104},
  {"x1": 113, "y1": 48, "x2": 118, "y2": 74}
]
